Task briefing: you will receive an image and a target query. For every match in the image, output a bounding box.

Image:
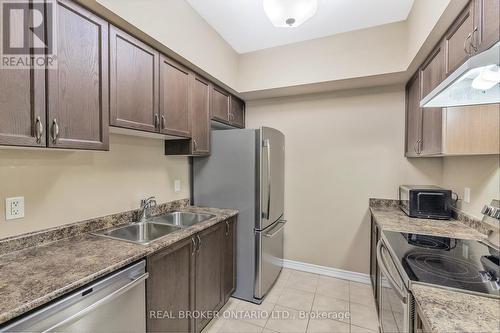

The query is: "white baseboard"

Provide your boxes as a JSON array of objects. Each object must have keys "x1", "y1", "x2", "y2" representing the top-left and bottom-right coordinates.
[{"x1": 283, "y1": 259, "x2": 371, "y2": 285}]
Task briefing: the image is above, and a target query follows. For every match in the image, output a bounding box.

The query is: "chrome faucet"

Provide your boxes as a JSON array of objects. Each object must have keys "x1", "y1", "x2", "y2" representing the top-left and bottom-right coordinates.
[{"x1": 138, "y1": 196, "x2": 157, "y2": 222}]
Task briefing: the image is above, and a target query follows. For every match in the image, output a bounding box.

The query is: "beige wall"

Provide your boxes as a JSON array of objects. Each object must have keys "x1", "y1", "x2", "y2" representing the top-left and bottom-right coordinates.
[
  {"x1": 96, "y1": 0, "x2": 462, "y2": 97},
  {"x1": 96, "y1": 0, "x2": 239, "y2": 88},
  {"x1": 442, "y1": 156, "x2": 500, "y2": 218},
  {"x1": 237, "y1": 22, "x2": 408, "y2": 92},
  {"x1": 246, "y1": 86, "x2": 443, "y2": 274},
  {"x1": 0, "y1": 134, "x2": 189, "y2": 238}
]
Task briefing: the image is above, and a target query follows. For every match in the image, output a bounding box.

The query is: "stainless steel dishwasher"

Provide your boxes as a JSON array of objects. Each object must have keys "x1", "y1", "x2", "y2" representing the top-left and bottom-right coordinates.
[{"x1": 1, "y1": 261, "x2": 148, "y2": 333}]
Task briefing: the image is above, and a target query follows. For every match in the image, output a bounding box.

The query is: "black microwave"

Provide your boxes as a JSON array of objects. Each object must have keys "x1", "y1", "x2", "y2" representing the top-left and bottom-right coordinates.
[{"x1": 399, "y1": 185, "x2": 453, "y2": 220}]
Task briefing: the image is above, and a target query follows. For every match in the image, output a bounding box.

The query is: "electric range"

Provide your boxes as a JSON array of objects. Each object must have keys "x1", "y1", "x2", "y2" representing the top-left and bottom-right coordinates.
[{"x1": 381, "y1": 230, "x2": 500, "y2": 297}]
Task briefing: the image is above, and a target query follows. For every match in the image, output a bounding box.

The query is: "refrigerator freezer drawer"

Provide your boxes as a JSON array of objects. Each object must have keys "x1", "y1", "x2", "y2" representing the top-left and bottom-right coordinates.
[{"x1": 254, "y1": 220, "x2": 285, "y2": 299}]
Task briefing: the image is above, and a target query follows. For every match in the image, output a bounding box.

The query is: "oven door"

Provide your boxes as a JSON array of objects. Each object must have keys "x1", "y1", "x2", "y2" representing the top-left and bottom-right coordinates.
[{"x1": 377, "y1": 240, "x2": 413, "y2": 333}]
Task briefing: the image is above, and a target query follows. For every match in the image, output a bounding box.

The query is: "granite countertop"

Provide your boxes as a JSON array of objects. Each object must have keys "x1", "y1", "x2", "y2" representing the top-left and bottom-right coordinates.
[
  {"x1": 370, "y1": 205, "x2": 486, "y2": 240},
  {"x1": 0, "y1": 205, "x2": 238, "y2": 326},
  {"x1": 370, "y1": 199, "x2": 499, "y2": 333},
  {"x1": 412, "y1": 284, "x2": 500, "y2": 333}
]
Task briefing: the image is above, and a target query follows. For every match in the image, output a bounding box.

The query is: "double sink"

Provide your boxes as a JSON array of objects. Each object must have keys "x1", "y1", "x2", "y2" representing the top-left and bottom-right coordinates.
[{"x1": 93, "y1": 212, "x2": 215, "y2": 245}]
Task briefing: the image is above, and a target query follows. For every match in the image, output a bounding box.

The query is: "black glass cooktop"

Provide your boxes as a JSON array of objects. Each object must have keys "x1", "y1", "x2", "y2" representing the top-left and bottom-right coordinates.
[{"x1": 383, "y1": 231, "x2": 500, "y2": 297}]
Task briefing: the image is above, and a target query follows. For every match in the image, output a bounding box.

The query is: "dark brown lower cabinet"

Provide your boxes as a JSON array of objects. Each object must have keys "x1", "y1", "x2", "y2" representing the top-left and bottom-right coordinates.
[
  {"x1": 195, "y1": 223, "x2": 224, "y2": 332},
  {"x1": 146, "y1": 220, "x2": 233, "y2": 333},
  {"x1": 147, "y1": 237, "x2": 195, "y2": 333},
  {"x1": 223, "y1": 218, "x2": 237, "y2": 302}
]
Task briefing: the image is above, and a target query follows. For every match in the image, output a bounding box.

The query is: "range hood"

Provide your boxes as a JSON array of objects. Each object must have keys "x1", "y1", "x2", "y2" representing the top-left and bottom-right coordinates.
[{"x1": 420, "y1": 42, "x2": 500, "y2": 108}]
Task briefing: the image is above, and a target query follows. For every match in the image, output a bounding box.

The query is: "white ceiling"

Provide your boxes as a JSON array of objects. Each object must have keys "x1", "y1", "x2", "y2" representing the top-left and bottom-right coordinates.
[{"x1": 187, "y1": 0, "x2": 415, "y2": 54}]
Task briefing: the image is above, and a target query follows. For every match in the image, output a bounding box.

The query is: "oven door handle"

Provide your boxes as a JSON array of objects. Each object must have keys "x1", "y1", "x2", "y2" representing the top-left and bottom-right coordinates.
[{"x1": 376, "y1": 240, "x2": 407, "y2": 303}]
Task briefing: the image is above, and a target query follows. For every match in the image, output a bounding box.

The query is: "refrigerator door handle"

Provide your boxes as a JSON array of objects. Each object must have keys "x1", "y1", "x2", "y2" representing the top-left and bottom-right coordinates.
[{"x1": 263, "y1": 139, "x2": 271, "y2": 220}]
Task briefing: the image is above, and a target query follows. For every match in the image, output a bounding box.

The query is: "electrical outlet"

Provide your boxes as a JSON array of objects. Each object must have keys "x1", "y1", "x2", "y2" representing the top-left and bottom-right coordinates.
[
  {"x1": 174, "y1": 180, "x2": 181, "y2": 193},
  {"x1": 464, "y1": 187, "x2": 471, "y2": 204},
  {"x1": 5, "y1": 197, "x2": 24, "y2": 220}
]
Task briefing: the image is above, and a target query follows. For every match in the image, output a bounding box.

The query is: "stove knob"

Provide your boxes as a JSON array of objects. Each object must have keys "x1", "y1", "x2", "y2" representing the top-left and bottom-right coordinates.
[
  {"x1": 493, "y1": 279, "x2": 500, "y2": 291},
  {"x1": 479, "y1": 271, "x2": 492, "y2": 282},
  {"x1": 482, "y1": 205, "x2": 492, "y2": 216}
]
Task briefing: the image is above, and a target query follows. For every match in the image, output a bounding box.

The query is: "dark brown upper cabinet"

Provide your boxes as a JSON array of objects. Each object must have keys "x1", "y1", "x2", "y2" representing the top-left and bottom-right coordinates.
[
  {"x1": 473, "y1": 0, "x2": 500, "y2": 53},
  {"x1": 0, "y1": 0, "x2": 45, "y2": 148},
  {"x1": 0, "y1": 66, "x2": 45, "y2": 148},
  {"x1": 211, "y1": 85, "x2": 246, "y2": 128},
  {"x1": 110, "y1": 26, "x2": 159, "y2": 133},
  {"x1": 159, "y1": 56, "x2": 191, "y2": 138},
  {"x1": 165, "y1": 74, "x2": 210, "y2": 156},
  {"x1": 147, "y1": 237, "x2": 195, "y2": 333},
  {"x1": 211, "y1": 85, "x2": 231, "y2": 123},
  {"x1": 195, "y1": 223, "x2": 224, "y2": 332},
  {"x1": 230, "y1": 96, "x2": 245, "y2": 128},
  {"x1": 47, "y1": 0, "x2": 109, "y2": 150},
  {"x1": 405, "y1": 73, "x2": 423, "y2": 157},
  {"x1": 418, "y1": 44, "x2": 444, "y2": 155},
  {"x1": 420, "y1": 44, "x2": 445, "y2": 98},
  {"x1": 444, "y1": 2, "x2": 474, "y2": 77},
  {"x1": 190, "y1": 75, "x2": 211, "y2": 155}
]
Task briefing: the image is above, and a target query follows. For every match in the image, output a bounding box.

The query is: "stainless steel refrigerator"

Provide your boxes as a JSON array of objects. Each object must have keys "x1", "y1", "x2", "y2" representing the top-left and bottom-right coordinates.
[{"x1": 193, "y1": 127, "x2": 285, "y2": 304}]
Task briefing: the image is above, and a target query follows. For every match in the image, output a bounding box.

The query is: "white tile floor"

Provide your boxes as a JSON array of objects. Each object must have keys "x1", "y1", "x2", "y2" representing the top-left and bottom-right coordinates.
[{"x1": 202, "y1": 269, "x2": 380, "y2": 333}]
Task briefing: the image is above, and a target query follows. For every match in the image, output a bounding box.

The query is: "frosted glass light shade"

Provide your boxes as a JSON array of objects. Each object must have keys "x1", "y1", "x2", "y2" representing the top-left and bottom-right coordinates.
[{"x1": 263, "y1": 0, "x2": 318, "y2": 28}]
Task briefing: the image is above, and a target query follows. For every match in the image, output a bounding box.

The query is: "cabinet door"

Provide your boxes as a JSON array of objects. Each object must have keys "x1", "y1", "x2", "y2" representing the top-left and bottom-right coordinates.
[
  {"x1": 444, "y1": 3, "x2": 474, "y2": 77},
  {"x1": 420, "y1": 44, "x2": 445, "y2": 99},
  {"x1": 211, "y1": 85, "x2": 230, "y2": 124},
  {"x1": 0, "y1": 69, "x2": 45, "y2": 147},
  {"x1": 405, "y1": 73, "x2": 422, "y2": 156},
  {"x1": 190, "y1": 75, "x2": 210, "y2": 155},
  {"x1": 474, "y1": 0, "x2": 500, "y2": 53},
  {"x1": 47, "y1": 0, "x2": 109, "y2": 150},
  {"x1": 419, "y1": 45, "x2": 444, "y2": 156},
  {"x1": 159, "y1": 56, "x2": 191, "y2": 137},
  {"x1": 110, "y1": 26, "x2": 159, "y2": 133},
  {"x1": 230, "y1": 96, "x2": 245, "y2": 128},
  {"x1": 421, "y1": 108, "x2": 443, "y2": 155},
  {"x1": 195, "y1": 224, "x2": 224, "y2": 332},
  {"x1": 147, "y1": 237, "x2": 195, "y2": 333},
  {"x1": 223, "y1": 218, "x2": 237, "y2": 302}
]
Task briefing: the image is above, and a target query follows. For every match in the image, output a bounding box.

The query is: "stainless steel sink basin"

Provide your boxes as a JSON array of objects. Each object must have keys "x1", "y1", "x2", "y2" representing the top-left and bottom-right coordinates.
[
  {"x1": 93, "y1": 222, "x2": 182, "y2": 245},
  {"x1": 149, "y1": 211, "x2": 215, "y2": 228}
]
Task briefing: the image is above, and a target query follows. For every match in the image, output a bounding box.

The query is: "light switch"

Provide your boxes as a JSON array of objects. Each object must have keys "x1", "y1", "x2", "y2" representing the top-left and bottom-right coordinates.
[
  {"x1": 5, "y1": 197, "x2": 24, "y2": 220},
  {"x1": 174, "y1": 180, "x2": 181, "y2": 193}
]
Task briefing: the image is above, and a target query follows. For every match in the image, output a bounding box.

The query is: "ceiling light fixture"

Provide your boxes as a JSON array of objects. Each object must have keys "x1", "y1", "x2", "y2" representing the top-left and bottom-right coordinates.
[{"x1": 263, "y1": 0, "x2": 318, "y2": 28}]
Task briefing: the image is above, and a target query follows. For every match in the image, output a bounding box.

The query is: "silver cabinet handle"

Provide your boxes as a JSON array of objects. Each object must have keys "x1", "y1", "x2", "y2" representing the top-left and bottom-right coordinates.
[
  {"x1": 418, "y1": 139, "x2": 423, "y2": 155},
  {"x1": 43, "y1": 272, "x2": 149, "y2": 333},
  {"x1": 35, "y1": 116, "x2": 43, "y2": 143},
  {"x1": 413, "y1": 140, "x2": 419, "y2": 154},
  {"x1": 464, "y1": 33, "x2": 472, "y2": 55},
  {"x1": 161, "y1": 115, "x2": 166, "y2": 129},
  {"x1": 225, "y1": 221, "x2": 230, "y2": 236},
  {"x1": 263, "y1": 220, "x2": 286, "y2": 238},
  {"x1": 191, "y1": 237, "x2": 196, "y2": 256},
  {"x1": 154, "y1": 114, "x2": 159, "y2": 129},
  {"x1": 262, "y1": 139, "x2": 272, "y2": 220},
  {"x1": 376, "y1": 240, "x2": 407, "y2": 303},
  {"x1": 196, "y1": 235, "x2": 201, "y2": 252},
  {"x1": 51, "y1": 119, "x2": 59, "y2": 143},
  {"x1": 193, "y1": 139, "x2": 198, "y2": 151}
]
